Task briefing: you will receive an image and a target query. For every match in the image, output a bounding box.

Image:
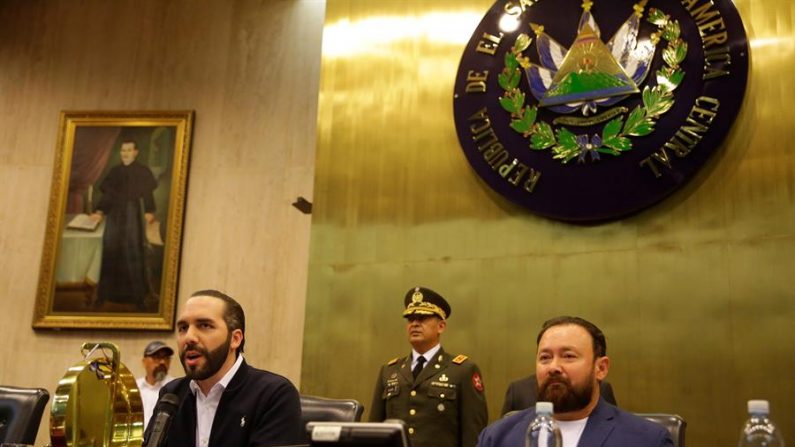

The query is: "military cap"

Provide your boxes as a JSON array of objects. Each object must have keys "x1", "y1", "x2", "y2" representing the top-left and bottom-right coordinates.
[{"x1": 402, "y1": 286, "x2": 451, "y2": 320}]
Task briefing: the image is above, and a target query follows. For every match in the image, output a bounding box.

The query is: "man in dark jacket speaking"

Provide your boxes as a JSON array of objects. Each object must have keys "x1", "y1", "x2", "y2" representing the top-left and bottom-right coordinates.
[{"x1": 144, "y1": 289, "x2": 303, "y2": 447}]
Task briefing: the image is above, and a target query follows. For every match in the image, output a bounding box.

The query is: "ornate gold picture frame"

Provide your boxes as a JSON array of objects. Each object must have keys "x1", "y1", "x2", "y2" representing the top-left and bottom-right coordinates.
[{"x1": 33, "y1": 111, "x2": 194, "y2": 330}]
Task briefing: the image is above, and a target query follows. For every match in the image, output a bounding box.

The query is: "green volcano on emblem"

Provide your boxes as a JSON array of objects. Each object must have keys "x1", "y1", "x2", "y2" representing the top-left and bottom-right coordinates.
[{"x1": 541, "y1": 24, "x2": 639, "y2": 107}]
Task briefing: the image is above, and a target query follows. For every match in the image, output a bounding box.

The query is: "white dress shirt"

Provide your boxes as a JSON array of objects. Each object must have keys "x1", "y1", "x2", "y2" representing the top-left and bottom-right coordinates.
[
  {"x1": 189, "y1": 355, "x2": 244, "y2": 447},
  {"x1": 412, "y1": 343, "x2": 442, "y2": 371},
  {"x1": 136, "y1": 375, "x2": 174, "y2": 428}
]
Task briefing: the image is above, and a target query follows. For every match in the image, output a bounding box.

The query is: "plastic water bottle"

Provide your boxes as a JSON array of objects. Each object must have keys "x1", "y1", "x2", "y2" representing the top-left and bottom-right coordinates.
[
  {"x1": 738, "y1": 400, "x2": 785, "y2": 447},
  {"x1": 525, "y1": 401, "x2": 562, "y2": 447}
]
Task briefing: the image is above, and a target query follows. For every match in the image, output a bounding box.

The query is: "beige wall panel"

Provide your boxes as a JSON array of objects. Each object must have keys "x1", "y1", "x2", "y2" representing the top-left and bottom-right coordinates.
[
  {"x1": 304, "y1": 0, "x2": 795, "y2": 445},
  {"x1": 0, "y1": 1, "x2": 323, "y2": 444}
]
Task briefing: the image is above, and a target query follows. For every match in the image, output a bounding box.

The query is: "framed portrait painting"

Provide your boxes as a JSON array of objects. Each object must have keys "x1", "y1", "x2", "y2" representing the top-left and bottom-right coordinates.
[{"x1": 33, "y1": 111, "x2": 194, "y2": 330}]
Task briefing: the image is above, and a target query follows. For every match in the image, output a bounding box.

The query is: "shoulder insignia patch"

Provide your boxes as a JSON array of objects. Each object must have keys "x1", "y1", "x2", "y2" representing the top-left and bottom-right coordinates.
[
  {"x1": 452, "y1": 354, "x2": 468, "y2": 364},
  {"x1": 387, "y1": 358, "x2": 399, "y2": 366},
  {"x1": 472, "y1": 371, "x2": 484, "y2": 392}
]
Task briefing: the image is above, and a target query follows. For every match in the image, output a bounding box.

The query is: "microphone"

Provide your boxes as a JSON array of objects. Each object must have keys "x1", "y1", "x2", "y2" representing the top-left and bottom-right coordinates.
[{"x1": 144, "y1": 393, "x2": 180, "y2": 447}]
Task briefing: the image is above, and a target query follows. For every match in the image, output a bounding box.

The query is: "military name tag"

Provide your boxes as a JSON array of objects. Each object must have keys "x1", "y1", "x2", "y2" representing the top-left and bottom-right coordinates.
[{"x1": 385, "y1": 383, "x2": 400, "y2": 397}]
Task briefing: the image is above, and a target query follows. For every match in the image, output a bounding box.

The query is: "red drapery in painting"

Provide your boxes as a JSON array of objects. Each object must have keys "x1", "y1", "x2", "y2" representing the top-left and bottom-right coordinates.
[{"x1": 66, "y1": 127, "x2": 121, "y2": 214}]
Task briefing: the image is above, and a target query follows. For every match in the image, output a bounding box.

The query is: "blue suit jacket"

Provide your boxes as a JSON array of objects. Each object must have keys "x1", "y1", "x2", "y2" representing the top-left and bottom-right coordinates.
[{"x1": 478, "y1": 398, "x2": 673, "y2": 447}]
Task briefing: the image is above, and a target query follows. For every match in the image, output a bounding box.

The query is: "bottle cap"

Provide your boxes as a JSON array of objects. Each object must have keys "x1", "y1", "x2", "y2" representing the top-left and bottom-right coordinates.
[
  {"x1": 536, "y1": 401, "x2": 554, "y2": 414},
  {"x1": 747, "y1": 400, "x2": 769, "y2": 415}
]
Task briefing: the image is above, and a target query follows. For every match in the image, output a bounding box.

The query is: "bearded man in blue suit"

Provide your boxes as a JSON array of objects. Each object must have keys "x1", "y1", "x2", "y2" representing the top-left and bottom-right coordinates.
[{"x1": 478, "y1": 316, "x2": 672, "y2": 447}]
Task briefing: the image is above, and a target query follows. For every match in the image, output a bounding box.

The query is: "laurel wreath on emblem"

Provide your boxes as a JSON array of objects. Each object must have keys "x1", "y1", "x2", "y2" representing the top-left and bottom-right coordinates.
[{"x1": 498, "y1": 8, "x2": 687, "y2": 164}]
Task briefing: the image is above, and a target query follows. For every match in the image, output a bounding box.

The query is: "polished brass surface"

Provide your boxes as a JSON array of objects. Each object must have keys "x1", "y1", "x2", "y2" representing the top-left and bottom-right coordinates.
[
  {"x1": 304, "y1": 0, "x2": 795, "y2": 445},
  {"x1": 50, "y1": 342, "x2": 143, "y2": 447}
]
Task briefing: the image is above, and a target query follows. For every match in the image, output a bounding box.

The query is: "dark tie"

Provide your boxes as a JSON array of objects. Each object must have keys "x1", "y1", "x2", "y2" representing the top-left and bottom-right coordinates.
[{"x1": 412, "y1": 356, "x2": 426, "y2": 380}]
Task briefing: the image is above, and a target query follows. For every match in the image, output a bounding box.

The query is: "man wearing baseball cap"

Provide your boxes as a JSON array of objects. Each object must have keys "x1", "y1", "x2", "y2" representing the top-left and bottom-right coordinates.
[
  {"x1": 136, "y1": 340, "x2": 175, "y2": 428},
  {"x1": 369, "y1": 286, "x2": 488, "y2": 447}
]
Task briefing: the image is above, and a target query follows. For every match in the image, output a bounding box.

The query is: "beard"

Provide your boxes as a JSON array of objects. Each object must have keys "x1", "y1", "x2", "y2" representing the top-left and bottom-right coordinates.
[
  {"x1": 536, "y1": 370, "x2": 595, "y2": 413},
  {"x1": 180, "y1": 335, "x2": 232, "y2": 381},
  {"x1": 153, "y1": 366, "x2": 167, "y2": 382}
]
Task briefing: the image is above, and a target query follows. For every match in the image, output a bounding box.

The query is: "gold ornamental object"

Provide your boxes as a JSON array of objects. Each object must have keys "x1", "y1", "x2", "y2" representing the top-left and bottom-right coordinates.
[{"x1": 50, "y1": 342, "x2": 144, "y2": 447}]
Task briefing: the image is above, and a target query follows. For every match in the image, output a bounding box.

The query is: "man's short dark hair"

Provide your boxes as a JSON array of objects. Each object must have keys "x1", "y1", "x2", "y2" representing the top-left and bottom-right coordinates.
[
  {"x1": 536, "y1": 316, "x2": 607, "y2": 358},
  {"x1": 120, "y1": 139, "x2": 139, "y2": 150},
  {"x1": 190, "y1": 289, "x2": 246, "y2": 355}
]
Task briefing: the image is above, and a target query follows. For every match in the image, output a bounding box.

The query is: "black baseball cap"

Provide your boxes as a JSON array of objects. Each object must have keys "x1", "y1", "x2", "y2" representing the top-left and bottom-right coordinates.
[{"x1": 143, "y1": 341, "x2": 174, "y2": 357}]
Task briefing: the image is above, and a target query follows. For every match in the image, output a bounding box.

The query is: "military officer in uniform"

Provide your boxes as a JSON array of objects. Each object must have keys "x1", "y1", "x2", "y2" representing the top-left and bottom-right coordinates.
[{"x1": 369, "y1": 286, "x2": 488, "y2": 447}]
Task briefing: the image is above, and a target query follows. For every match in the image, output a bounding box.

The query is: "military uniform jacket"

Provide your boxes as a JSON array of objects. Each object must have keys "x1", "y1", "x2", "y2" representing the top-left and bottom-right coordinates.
[{"x1": 369, "y1": 347, "x2": 488, "y2": 447}]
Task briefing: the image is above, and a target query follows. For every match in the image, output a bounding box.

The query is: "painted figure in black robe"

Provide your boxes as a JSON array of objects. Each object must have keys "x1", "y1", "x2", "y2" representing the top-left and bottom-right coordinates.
[{"x1": 91, "y1": 141, "x2": 158, "y2": 308}]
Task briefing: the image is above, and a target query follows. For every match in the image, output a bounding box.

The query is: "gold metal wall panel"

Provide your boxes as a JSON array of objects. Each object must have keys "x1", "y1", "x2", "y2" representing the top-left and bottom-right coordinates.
[{"x1": 304, "y1": 1, "x2": 795, "y2": 445}]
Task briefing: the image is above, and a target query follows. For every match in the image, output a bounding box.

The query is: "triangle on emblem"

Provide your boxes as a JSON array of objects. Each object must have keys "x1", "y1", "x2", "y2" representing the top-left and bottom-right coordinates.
[{"x1": 541, "y1": 24, "x2": 639, "y2": 107}]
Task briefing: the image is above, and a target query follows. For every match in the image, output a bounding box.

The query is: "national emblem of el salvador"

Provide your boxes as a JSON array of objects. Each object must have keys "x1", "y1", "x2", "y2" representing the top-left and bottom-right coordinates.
[{"x1": 453, "y1": 0, "x2": 748, "y2": 222}]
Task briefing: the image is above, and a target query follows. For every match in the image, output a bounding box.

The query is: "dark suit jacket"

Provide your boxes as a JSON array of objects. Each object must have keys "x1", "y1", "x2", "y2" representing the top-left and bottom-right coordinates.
[
  {"x1": 369, "y1": 347, "x2": 488, "y2": 447},
  {"x1": 501, "y1": 374, "x2": 617, "y2": 415},
  {"x1": 479, "y1": 398, "x2": 673, "y2": 447},
  {"x1": 145, "y1": 359, "x2": 303, "y2": 447}
]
